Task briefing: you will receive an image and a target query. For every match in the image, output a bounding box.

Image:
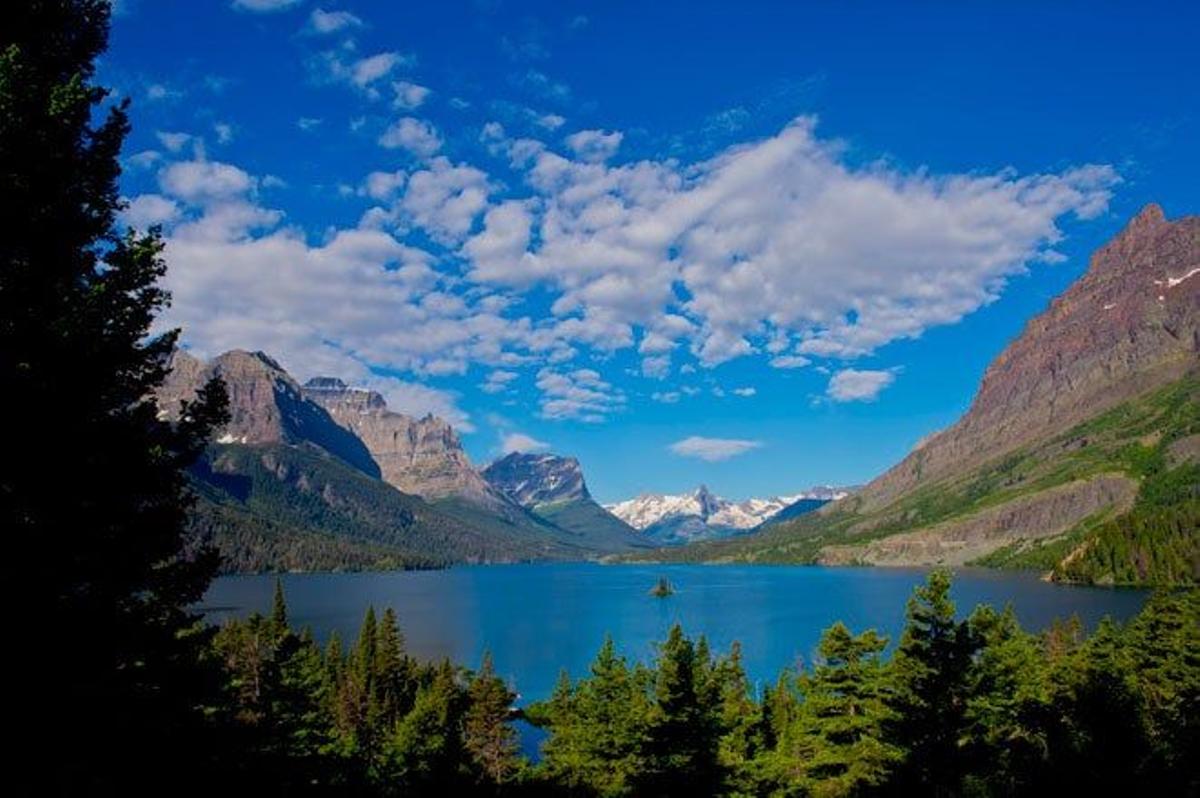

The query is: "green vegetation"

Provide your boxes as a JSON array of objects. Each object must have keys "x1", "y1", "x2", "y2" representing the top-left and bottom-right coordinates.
[
  {"x1": 5, "y1": 1, "x2": 231, "y2": 790},
  {"x1": 640, "y1": 376, "x2": 1199, "y2": 584},
  {"x1": 187, "y1": 442, "x2": 642, "y2": 572},
  {"x1": 534, "y1": 497, "x2": 652, "y2": 551},
  {"x1": 204, "y1": 573, "x2": 1200, "y2": 796}
]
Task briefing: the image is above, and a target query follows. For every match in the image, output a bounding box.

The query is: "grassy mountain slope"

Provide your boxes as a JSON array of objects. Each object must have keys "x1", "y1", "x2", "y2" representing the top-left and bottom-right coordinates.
[
  {"x1": 533, "y1": 497, "x2": 655, "y2": 552},
  {"x1": 637, "y1": 373, "x2": 1198, "y2": 584}
]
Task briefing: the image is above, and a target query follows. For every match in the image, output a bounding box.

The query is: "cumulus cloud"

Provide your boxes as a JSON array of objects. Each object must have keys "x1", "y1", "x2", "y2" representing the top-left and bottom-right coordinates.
[
  {"x1": 368, "y1": 376, "x2": 474, "y2": 431},
  {"x1": 669, "y1": 436, "x2": 762, "y2": 462},
  {"x1": 159, "y1": 159, "x2": 255, "y2": 202},
  {"x1": 826, "y1": 368, "x2": 898, "y2": 402},
  {"x1": 393, "y1": 80, "x2": 431, "y2": 110},
  {"x1": 121, "y1": 194, "x2": 180, "y2": 229},
  {"x1": 352, "y1": 52, "x2": 404, "y2": 88},
  {"x1": 481, "y1": 369, "x2": 519, "y2": 394},
  {"x1": 308, "y1": 8, "x2": 363, "y2": 34},
  {"x1": 312, "y1": 49, "x2": 412, "y2": 98},
  {"x1": 501, "y1": 432, "x2": 550, "y2": 454},
  {"x1": 156, "y1": 131, "x2": 191, "y2": 153},
  {"x1": 232, "y1": 0, "x2": 301, "y2": 11},
  {"x1": 564, "y1": 129, "x2": 623, "y2": 162},
  {"x1": 379, "y1": 117, "x2": 442, "y2": 157},
  {"x1": 463, "y1": 115, "x2": 1118, "y2": 368},
  {"x1": 535, "y1": 367, "x2": 624, "y2": 422}
]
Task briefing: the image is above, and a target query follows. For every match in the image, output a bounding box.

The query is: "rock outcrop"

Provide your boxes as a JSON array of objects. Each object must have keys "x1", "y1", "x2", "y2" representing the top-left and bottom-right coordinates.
[
  {"x1": 482, "y1": 452, "x2": 590, "y2": 508},
  {"x1": 301, "y1": 378, "x2": 499, "y2": 506},
  {"x1": 860, "y1": 204, "x2": 1199, "y2": 512},
  {"x1": 159, "y1": 350, "x2": 380, "y2": 478}
]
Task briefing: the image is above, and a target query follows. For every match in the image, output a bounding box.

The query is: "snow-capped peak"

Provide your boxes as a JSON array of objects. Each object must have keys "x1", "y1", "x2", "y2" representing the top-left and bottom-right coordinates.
[{"x1": 604, "y1": 485, "x2": 849, "y2": 534}]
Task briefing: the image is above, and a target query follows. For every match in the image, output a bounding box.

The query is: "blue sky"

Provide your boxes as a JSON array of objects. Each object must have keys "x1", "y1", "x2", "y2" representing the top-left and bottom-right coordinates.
[{"x1": 105, "y1": 0, "x2": 1199, "y2": 503}]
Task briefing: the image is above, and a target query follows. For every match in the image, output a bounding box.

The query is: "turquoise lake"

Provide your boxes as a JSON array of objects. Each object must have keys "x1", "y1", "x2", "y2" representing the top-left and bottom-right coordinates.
[{"x1": 201, "y1": 563, "x2": 1148, "y2": 707}]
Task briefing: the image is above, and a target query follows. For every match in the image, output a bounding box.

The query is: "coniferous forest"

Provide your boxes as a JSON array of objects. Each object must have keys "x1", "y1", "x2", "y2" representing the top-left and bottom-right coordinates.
[{"x1": 4, "y1": 3, "x2": 1197, "y2": 795}]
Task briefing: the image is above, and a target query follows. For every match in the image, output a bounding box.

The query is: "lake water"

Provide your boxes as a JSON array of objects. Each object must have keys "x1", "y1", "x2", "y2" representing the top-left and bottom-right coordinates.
[{"x1": 201, "y1": 563, "x2": 1148, "y2": 706}]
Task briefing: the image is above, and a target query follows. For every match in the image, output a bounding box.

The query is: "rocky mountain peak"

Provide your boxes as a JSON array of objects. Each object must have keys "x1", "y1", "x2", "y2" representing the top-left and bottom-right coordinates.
[
  {"x1": 301, "y1": 379, "x2": 495, "y2": 504},
  {"x1": 482, "y1": 452, "x2": 589, "y2": 508},
  {"x1": 858, "y1": 204, "x2": 1199, "y2": 511},
  {"x1": 158, "y1": 349, "x2": 380, "y2": 478}
]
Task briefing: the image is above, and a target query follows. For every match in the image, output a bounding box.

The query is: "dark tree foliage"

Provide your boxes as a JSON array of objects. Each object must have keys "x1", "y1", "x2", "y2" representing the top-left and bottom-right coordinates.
[{"x1": 2, "y1": 1, "x2": 227, "y2": 794}]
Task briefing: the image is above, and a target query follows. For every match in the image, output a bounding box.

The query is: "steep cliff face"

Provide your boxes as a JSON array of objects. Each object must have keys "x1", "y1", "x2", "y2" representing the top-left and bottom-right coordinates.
[
  {"x1": 159, "y1": 350, "x2": 379, "y2": 478},
  {"x1": 301, "y1": 378, "x2": 497, "y2": 505},
  {"x1": 861, "y1": 204, "x2": 1198, "y2": 511},
  {"x1": 482, "y1": 452, "x2": 590, "y2": 507},
  {"x1": 481, "y1": 452, "x2": 645, "y2": 550}
]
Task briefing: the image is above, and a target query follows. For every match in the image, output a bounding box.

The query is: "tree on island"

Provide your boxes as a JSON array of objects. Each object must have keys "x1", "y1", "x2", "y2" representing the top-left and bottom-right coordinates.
[{"x1": 2, "y1": 1, "x2": 227, "y2": 792}]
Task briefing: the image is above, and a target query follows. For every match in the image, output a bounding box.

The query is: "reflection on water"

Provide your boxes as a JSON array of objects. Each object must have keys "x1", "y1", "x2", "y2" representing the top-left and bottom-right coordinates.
[{"x1": 201, "y1": 563, "x2": 1147, "y2": 707}]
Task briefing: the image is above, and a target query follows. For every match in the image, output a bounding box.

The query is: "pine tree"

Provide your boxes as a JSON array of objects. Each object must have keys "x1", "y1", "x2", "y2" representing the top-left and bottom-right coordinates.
[
  {"x1": 3, "y1": 4, "x2": 229, "y2": 791},
  {"x1": 464, "y1": 651, "x2": 520, "y2": 786},
  {"x1": 637, "y1": 624, "x2": 724, "y2": 797},
  {"x1": 963, "y1": 605, "x2": 1049, "y2": 796},
  {"x1": 270, "y1": 577, "x2": 289, "y2": 639},
  {"x1": 387, "y1": 659, "x2": 468, "y2": 792},
  {"x1": 373, "y1": 607, "x2": 416, "y2": 732},
  {"x1": 790, "y1": 623, "x2": 899, "y2": 797},
  {"x1": 885, "y1": 570, "x2": 979, "y2": 797}
]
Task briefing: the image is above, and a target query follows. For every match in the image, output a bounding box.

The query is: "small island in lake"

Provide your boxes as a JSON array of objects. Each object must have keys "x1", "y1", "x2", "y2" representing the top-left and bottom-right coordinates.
[{"x1": 650, "y1": 577, "x2": 675, "y2": 597}]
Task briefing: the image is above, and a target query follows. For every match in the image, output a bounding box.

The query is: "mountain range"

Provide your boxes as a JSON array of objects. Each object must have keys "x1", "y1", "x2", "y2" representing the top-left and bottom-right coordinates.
[
  {"x1": 605, "y1": 486, "x2": 849, "y2": 545},
  {"x1": 638, "y1": 204, "x2": 1199, "y2": 585},
  {"x1": 161, "y1": 351, "x2": 649, "y2": 571}
]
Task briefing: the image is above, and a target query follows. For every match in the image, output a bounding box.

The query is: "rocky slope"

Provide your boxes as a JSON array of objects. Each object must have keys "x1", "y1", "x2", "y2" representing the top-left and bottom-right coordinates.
[
  {"x1": 482, "y1": 452, "x2": 645, "y2": 549},
  {"x1": 606, "y1": 485, "x2": 847, "y2": 545},
  {"x1": 300, "y1": 377, "x2": 497, "y2": 506},
  {"x1": 482, "y1": 452, "x2": 590, "y2": 507},
  {"x1": 159, "y1": 350, "x2": 379, "y2": 477},
  {"x1": 641, "y1": 205, "x2": 1199, "y2": 583},
  {"x1": 861, "y1": 203, "x2": 1198, "y2": 512},
  {"x1": 161, "y1": 353, "x2": 645, "y2": 570}
]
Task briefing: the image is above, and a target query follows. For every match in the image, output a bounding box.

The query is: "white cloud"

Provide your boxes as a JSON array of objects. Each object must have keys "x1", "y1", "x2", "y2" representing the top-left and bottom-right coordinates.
[
  {"x1": 393, "y1": 80, "x2": 431, "y2": 110},
  {"x1": 769, "y1": 355, "x2": 811, "y2": 369},
  {"x1": 826, "y1": 368, "x2": 897, "y2": 402},
  {"x1": 378, "y1": 117, "x2": 442, "y2": 157},
  {"x1": 120, "y1": 194, "x2": 180, "y2": 229},
  {"x1": 462, "y1": 115, "x2": 1117, "y2": 369},
  {"x1": 126, "y1": 150, "x2": 161, "y2": 169},
  {"x1": 651, "y1": 391, "x2": 680, "y2": 404},
  {"x1": 732, "y1": 387, "x2": 756, "y2": 397},
  {"x1": 481, "y1": 369, "x2": 519, "y2": 394},
  {"x1": 368, "y1": 376, "x2": 474, "y2": 431},
  {"x1": 536, "y1": 113, "x2": 566, "y2": 130},
  {"x1": 213, "y1": 122, "x2": 234, "y2": 144},
  {"x1": 145, "y1": 83, "x2": 181, "y2": 102},
  {"x1": 297, "y1": 117, "x2": 323, "y2": 131},
  {"x1": 232, "y1": 0, "x2": 301, "y2": 11},
  {"x1": 159, "y1": 160, "x2": 254, "y2": 203},
  {"x1": 362, "y1": 170, "x2": 406, "y2": 200},
  {"x1": 309, "y1": 8, "x2": 363, "y2": 34},
  {"x1": 352, "y1": 52, "x2": 404, "y2": 88},
  {"x1": 564, "y1": 129, "x2": 623, "y2": 163},
  {"x1": 669, "y1": 436, "x2": 762, "y2": 462},
  {"x1": 535, "y1": 367, "x2": 624, "y2": 422},
  {"x1": 501, "y1": 432, "x2": 550, "y2": 454},
  {"x1": 156, "y1": 131, "x2": 191, "y2": 152}
]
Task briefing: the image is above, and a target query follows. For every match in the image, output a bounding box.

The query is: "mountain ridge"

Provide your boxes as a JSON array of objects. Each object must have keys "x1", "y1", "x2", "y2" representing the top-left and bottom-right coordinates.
[{"x1": 632, "y1": 204, "x2": 1199, "y2": 584}]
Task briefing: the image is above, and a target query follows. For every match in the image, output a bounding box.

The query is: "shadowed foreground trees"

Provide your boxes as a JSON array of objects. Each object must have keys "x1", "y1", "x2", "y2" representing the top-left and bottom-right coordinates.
[
  {"x1": 207, "y1": 575, "x2": 1199, "y2": 797},
  {"x1": 3, "y1": 1, "x2": 229, "y2": 794}
]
